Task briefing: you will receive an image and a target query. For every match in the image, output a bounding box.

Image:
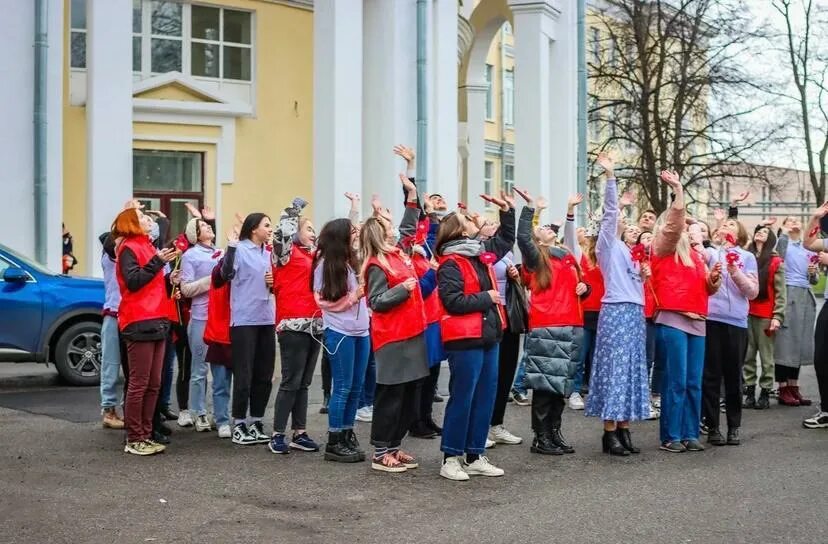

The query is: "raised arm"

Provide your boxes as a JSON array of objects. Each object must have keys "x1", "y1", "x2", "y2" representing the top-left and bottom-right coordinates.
[
  {"x1": 653, "y1": 170, "x2": 686, "y2": 257},
  {"x1": 516, "y1": 205, "x2": 542, "y2": 271},
  {"x1": 564, "y1": 193, "x2": 583, "y2": 261},
  {"x1": 483, "y1": 202, "x2": 516, "y2": 261},
  {"x1": 397, "y1": 174, "x2": 420, "y2": 242},
  {"x1": 804, "y1": 203, "x2": 828, "y2": 252},
  {"x1": 596, "y1": 153, "x2": 619, "y2": 259},
  {"x1": 273, "y1": 197, "x2": 308, "y2": 267}
]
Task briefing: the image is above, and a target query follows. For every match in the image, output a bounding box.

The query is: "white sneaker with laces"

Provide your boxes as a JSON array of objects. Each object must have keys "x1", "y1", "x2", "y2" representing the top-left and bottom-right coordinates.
[
  {"x1": 355, "y1": 406, "x2": 373, "y2": 423},
  {"x1": 488, "y1": 425, "x2": 522, "y2": 445},
  {"x1": 440, "y1": 456, "x2": 470, "y2": 481},
  {"x1": 177, "y1": 409, "x2": 194, "y2": 427},
  {"x1": 217, "y1": 424, "x2": 232, "y2": 439},
  {"x1": 464, "y1": 456, "x2": 504, "y2": 477},
  {"x1": 803, "y1": 411, "x2": 828, "y2": 429},
  {"x1": 195, "y1": 414, "x2": 211, "y2": 432},
  {"x1": 485, "y1": 438, "x2": 496, "y2": 449},
  {"x1": 568, "y1": 392, "x2": 585, "y2": 410}
]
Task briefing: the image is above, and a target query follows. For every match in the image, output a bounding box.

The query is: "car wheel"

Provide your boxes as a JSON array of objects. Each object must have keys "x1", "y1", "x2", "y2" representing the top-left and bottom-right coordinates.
[{"x1": 54, "y1": 322, "x2": 102, "y2": 386}]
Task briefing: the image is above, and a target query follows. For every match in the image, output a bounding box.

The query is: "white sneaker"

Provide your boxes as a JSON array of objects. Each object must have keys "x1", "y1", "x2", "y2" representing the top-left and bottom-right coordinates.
[
  {"x1": 568, "y1": 392, "x2": 585, "y2": 410},
  {"x1": 217, "y1": 424, "x2": 232, "y2": 439},
  {"x1": 488, "y1": 425, "x2": 522, "y2": 445},
  {"x1": 485, "y1": 438, "x2": 496, "y2": 449},
  {"x1": 464, "y1": 456, "x2": 504, "y2": 477},
  {"x1": 647, "y1": 403, "x2": 660, "y2": 420},
  {"x1": 651, "y1": 396, "x2": 661, "y2": 409},
  {"x1": 355, "y1": 406, "x2": 373, "y2": 423},
  {"x1": 195, "y1": 414, "x2": 211, "y2": 432},
  {"x1": 177, "y1": 409, "x2": 194, "y2": 427},
  {"x1": 440, "y1": 456, "x2": 470, "y2": 481}
]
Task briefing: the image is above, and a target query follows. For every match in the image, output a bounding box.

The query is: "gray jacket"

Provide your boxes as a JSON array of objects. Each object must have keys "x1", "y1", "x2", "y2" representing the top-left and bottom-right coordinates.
[{"x1": 523, "y1": 326, "x2": 583, "y2": 396}]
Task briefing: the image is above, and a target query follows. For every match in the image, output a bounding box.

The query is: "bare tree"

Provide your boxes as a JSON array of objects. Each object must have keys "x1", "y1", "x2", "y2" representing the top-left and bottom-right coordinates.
[
  {"x1": 587, "y1": 0, "x2": 782, "y2": 214},
  {"x1": 772, "y1": 0, "x2": 828, "y2": 205}
]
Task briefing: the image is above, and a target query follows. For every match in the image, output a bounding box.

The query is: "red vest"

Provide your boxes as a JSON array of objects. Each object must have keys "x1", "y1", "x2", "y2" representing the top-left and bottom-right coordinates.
[
  {"x1": 204, "y1": 280, "x2": 231, "y2": 345},
  {"x1": 580, "y1": 255, "x2": 605, "y2": 312},
  {"x1": 527, "y1": 252, "x2": 584, "y2": 328},
  {"x1": 412, "y1": 252, "x2": 441, "y2": 324},
  {"x1": 749, "y1": 256, "x2": 782, "y2": 319},
  {"x1": 274, "y1": 245, "x2": 320, "y2": 322},
  {"x1": 115, "y1": 235, "x2": 168, "y2": 331},
  {"x1": 438, "y1": 254, "x2": 506, "y2": 343},
  {"x1": 643, "y1": 279, "x2": 657, "y2": 318},
  {"x1": 364, "y1": 251, "x2": 427, "y2": 351},
  {"x1": 651, "y1": 251, "x2": 709, "y2": 316}
]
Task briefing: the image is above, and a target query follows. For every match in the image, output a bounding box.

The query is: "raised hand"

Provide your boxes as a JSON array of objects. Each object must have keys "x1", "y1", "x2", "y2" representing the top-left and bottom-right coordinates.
[
  {"x1": 234, "y1": 212, "x2": 245, "y2": 225},
  {"x1": 124, "y1": 199, "x2": 145, "y2": 211},
  {"x1": 536, "y1": 196, "x2": 548, "y2": 211},
  {"x1": 619, "y1": 191, "x2": 636, "y2": 208},
  {"x1": 500, "y1": 190, "x2": 515, "y2": 210},
  {"x1": 811, "y1": 202, "x2": 828, "y2": 219},
  {"x1": 660, "y1": 170, "x2": 681, "y2": 190},
  {"x1": 201, "y1": 206, "x2": 215, "y2": 221},
  {"x1": 393, "y1": 145, "x2": 415, "y2": 165},
  {"x1": 227, "y1": 223, "x2": 240, "y2": 243},
  {"x1": 399, "y1": 173, "x2": 417, "y2": 196},
  {"x1": 596, "y1": 152, "x2": 615, "y2": 177},
  {"x1": 481, "y1": 194, "x2": 508, "y2": 212},
  {"x1": 567, "y1": 193, "x2": 584, "y2": 213},
  {"x1": 732, "y1": 190, "x2": 750, "y2": 204},
  {"x1": 512, "y1": 187, "x2": 533, "y2": 206},
  {"x1": 760, "y1": 216, "x2": 778, "y2": 227},
  {"x1": 713, "y1": 208, "x2": 726, "y2": 222},
  {"x1": 184, "y1": 202, "x2": 202, "y2": 219}
]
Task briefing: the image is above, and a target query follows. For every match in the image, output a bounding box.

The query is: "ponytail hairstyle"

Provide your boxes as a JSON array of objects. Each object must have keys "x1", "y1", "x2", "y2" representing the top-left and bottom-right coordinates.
[{"x1": 311, "y1": 218, "x2": 355, "y2": 301}]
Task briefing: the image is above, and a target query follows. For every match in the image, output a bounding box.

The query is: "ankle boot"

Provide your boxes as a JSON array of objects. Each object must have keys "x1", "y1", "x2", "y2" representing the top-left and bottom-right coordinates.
[
  {"x1": 549, "y1": 428, "x2": 575, "y2": 454},
  {"x1": 324, "y1": 432, "x2": 361, "y2": 463},
  {"x1": 409, "y1": 421, "x2": 438, "y2": 439},
  {"x1": 755, "y1": 388, "x2": 770, "y2": 410},
  {"x1": 530, "y1": 433, "x2": 564, "y2": 455},
  {"x1": 319, "y1": 393, "x2": 330, "y2": 414},
  {"x1": 602, "y1": 430, "x2": 630, "y2": 456},
  {"x1": 615, "y1": 427, "x2": 640, "y2": 454},
  {"x1": 791, "y1": 386, "x2": 812, "y2": 406},
  {"x1": 426, "y1": 417, "x2": 443, "y2": 435},
  {"x1": 742, "y1": 385, "x2": 756, "y2": 409},
  {"x1": 778, "y1": 386, "x2": 800, "y2": 406},
  {"x1": 343, "y1": 429, "x2": 366, "y2": 461}
]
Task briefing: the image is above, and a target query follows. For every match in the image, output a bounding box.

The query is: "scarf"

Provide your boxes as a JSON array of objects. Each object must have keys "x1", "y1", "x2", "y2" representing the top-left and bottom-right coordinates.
[{"x1": 440, "y1": 238, "x2": 485, "y2": 258}]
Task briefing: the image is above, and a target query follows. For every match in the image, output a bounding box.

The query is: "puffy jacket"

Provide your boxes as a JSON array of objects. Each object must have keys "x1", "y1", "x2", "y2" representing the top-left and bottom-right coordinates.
[{"x1": 522, "y1": 326, "x2": 583, "y2": 397}]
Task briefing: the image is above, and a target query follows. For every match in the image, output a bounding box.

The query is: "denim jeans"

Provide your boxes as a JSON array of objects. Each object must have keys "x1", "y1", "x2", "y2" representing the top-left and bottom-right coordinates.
[
  {"x1": 324, "y1": 329, "x2": 370, "y2": 432},
  {"x1": 187, "y1": 319, "x2": 209, "y2": 416},
  {"x1": 210, "y1": 363, "x2": 233, "y2": 427},
  {"x1": 657, "y1": 324, "x2": 705, "y2": 443},
  {"x1": 512, "y1": 355, "x2": 527, "y2": 396},
  {"x1": 160, "y1": 336, "x2": 175, "y2": 408},
  {"x1": 441, "y1": 345, "x2": 500, "y2": 457},
  {"x1": 360, "y1": 351, "x2": 377, "y2": 409},
  {"x1": 572, "y1": 327, "x2": 596, "y2": 394},
  {"x1": 100, "y1": 316, "x2": 122, "y2": 408}
]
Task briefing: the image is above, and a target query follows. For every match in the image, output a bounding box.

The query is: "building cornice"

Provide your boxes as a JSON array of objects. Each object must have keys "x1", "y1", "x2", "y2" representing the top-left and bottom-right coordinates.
[{"x1": 255, "y1": 0, "x2": 313, "y2": 11}]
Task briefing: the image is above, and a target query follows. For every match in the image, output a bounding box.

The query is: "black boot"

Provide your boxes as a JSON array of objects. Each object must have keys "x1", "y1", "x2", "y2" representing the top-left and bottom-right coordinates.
[
  {"x1": 707, "y1": 428, "x2": 726, "y2": 446},
  {"x1": 615, "y1": 427, "x2": 640, "y2": 454},
  {"x1": 549, "y1": 428, "x2": 575, "y2": 454},
  {"x1": 726, "y1": 427, "x2": 741, "y2": 446},
  {"x1": 530, "y1": 433, "x2": 564, "y2": 455},
  {"x1": 156, "y1": 420, "x2": 172, "y2": 436},
  {"x1": 426, "y1": 417, "x2": 443, "y2": 435},
  {"x1": 409, "y1": 421, "x2": 438, "y2": 439},
  {"x1": 755, "y1": 388, "x2": 770, "y2": 410},
  {"x1": 742, "y1": 385, "x2": 756, "y2": 409},
  {"x1": 343, "y1": 429, "x2": 366, "y2": 461},
  {"x1": 324, "y1": 432, "x2": 360, "y2": 463},
  {"x1": 319, "y1": 393, "x2": 330, "y2": 414},
  {"x1": 152, "y1": 429, "x2": 171, "y2": 445},
  {"x1": 160, "y1": 405, "x2": 178, "y2": 421},
  {"x1": 602, "y1": 430, "x2": 630, "y2": 456}
]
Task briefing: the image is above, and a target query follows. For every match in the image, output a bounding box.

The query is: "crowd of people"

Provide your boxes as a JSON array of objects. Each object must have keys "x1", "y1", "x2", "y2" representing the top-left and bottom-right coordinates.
[{"x1": 97, "y1": 147, "x2": 828, "y2": 481}]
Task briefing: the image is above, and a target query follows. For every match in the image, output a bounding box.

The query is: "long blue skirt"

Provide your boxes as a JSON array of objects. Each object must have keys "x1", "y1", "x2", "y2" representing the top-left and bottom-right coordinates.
[
  {"x1": 584, "y1": 302, "x2": 650, "y2": 421},
  {"x1": 425, "y1": 322, "x2": 445, "y2": 368}
]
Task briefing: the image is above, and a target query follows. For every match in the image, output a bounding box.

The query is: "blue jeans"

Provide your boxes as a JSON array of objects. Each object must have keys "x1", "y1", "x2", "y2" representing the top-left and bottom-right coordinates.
[
  {"x1": 324, "y1": 329, "x2": 370, "y2": 431},
  {"x1": 100, "y1": 316, "x2": 121, "y2": 408},
  {"x1": 360, "y1": 351, "x2": 377, "y2": 408},
  {"x1": 573, "y1": 327, "x2": 596, "y2": 394},
  {"x1": 657, "y1": 324, "x2": 705, "y2": 443},
  {"x1": 160, "y1": 336, "x2": 175, "y2": 408},
  {"x1": 187, "y1": 319, "x2": 209, "y2": 416},
  {"x1": 512, "y1": 354, "x2": 527, "y2": 396},
  {"x1": 210, "y1": 363, "x2": 233, "y2": 427},
  {"x1": 441, "y1": 345, "x2": 500, "y2": 457}
]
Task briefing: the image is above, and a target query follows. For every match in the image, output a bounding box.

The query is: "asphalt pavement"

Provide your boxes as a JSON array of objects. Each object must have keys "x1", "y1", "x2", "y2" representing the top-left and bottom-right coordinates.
[{"x1": 0, "y1": 361, "x2": 826, "y2": 544}]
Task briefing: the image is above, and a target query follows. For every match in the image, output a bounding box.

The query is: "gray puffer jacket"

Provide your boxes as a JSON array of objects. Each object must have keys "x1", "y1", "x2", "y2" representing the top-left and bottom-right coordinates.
[{"x1": 523, "y1": 326, "x2": 583, "y2": 396}]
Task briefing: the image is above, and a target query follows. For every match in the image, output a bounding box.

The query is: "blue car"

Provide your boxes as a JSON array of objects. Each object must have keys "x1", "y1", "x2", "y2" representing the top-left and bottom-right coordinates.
[{"x1": 0, "y1": 243, "x2": 105, "y2": 385}]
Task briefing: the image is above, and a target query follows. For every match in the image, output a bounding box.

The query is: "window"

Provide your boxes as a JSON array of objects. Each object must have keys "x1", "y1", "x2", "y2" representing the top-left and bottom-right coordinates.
[
  {"x1": 588, "y1": 96, "x2": 601, "y2": 142},
  {"x1": 503, "y1": 22, "x2": 512, "y2": 35},
  {"x1": 504, "y1": 164, "x2": 514, "y2": 195},
  {"x1": 70, "y1": 0, "x2": 86, "y2": 68},
  {"x1": 485, "y1": 64, "x2": 494, "y2": 120},
  {"x1": 504, "y1": 69, "x2": 514, "y2": 127},
  {"x1": 484, "y1": 161, "x2": 494, "y2": 206},
  {"x1": 133, "y1": 150, "x2": 204, "y2": 237},
  {"x1": 609, "y1": 36, "x2": 618, "y2": 68},
  {"x1": 191, "y1": 5, "x2": 252, "y2": 80},
  {"x1": 590, "y1": 27, "x2": 601, "y2": 65}
]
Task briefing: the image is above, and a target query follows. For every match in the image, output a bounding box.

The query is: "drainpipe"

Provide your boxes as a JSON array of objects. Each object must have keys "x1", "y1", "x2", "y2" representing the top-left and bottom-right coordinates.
[
  {"x1": 576, "y1": 0, "x2": 587, "y2": 224},
  {"x1": 416, "y1": 0, "x2": 428, "y2": 191},
  {"x1": 34, "y1": 0, "x2": 48, "y2": 265}
]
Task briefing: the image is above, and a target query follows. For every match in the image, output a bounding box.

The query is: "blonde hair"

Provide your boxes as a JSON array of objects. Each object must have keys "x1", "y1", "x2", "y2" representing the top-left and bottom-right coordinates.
[
  {"x1": 654, "y1": 212, "x2": 694, "y2": 267},
  {"x1": 359, "y1": 217, "x2": 394, "y2": 275}
]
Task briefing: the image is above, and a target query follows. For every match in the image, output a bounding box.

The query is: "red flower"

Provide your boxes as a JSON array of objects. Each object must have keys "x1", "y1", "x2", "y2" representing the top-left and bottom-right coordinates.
[
  {"x1": 415, "y1": 219, "x2": 429, "y2": 244},
  {"x1": 173, "y1": 234, "x2": 189, "y2": 252},
  {"x1": 479, "y1": 252, "x2": 497, "y2": 265},
  {"x1": 810, "y1": 254, "x2": 820, "y2": 265},
  {"x1": 809, "y1": 225, "x2": 820, "y2": 238},
  {"x1": 726, "y1": 250, "x2": 741, "y2": 266},
  {"x1": 211, "y1": 250, "x2": 222, "y2": 259},
  {"x1": 265, "y1": 243, "x2": 273, "y2": 253},
  {"x1": 630, "y1": 243, "x2": 647, "y2": 263},
  {"x1": 724, "y1": 232, "x2": 737, "y2": 246}
]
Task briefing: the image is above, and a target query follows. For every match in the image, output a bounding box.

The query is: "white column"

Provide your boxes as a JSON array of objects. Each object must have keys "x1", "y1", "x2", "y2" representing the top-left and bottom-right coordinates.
[
  {"x1": 86, "y1": 0, "x2": 133, "y2": 276},
  {"x1": 313, "y1": 0, "x2": 363, "y2": 224},
  {"x1": 46, "y1": 0, "x2": 64, "y2": 272},
  {"x1": 430, "y1": 0, "x2": 459, "y2": 206},
  {"x1": 461, "y1": 83, "x2": 488, "y2": 205}
]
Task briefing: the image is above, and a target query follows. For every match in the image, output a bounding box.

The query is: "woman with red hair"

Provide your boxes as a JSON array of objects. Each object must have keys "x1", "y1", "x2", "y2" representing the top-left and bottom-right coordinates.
[{"x1": 112, "y1": 207, "x2": 178, "y2": 455}]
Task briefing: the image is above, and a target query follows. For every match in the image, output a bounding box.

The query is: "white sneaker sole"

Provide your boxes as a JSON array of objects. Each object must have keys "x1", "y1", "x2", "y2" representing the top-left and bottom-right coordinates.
[
  {"x1": 491, "y1": 436, "x2": 522, "y2": 445},
  {"x1": 218, "y1": 432, "x2": 232, "y2": 439},
  {"x1": 439, "y1": 469, "x2": 470, "y2": 481},
  {"x1": 178, "y1": 420, "x2": 194, "y2": 427},
  {"x1": 465, "y1": 465, "x2": 505, "y2": 477},
  {"x1": 371, "y1": 462, "x2": 407, "y2": 473},
  {"x1": 289, "y1": 442, "x2": 319, "y2": 452},
  {"x1": 124, "y1": 445, "x2": 156, "y2": 456},
  {"x1": 195, "y1": 425, "x2": 212, "y2": 432}
]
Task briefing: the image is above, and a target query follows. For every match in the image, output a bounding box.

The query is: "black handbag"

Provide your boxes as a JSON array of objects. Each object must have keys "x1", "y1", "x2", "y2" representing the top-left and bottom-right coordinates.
[{"x1": 505, "y1": 278, "x2": 529, "y2": 334}]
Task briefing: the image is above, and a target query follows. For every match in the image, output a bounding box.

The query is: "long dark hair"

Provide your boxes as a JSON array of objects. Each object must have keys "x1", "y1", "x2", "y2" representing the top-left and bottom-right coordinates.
[
  {"x1": 311, "y1": 218, "x2": 355, "y2": 301},
  {"x1": 239, "y1": 213, "x2": 270, "y2": 242},
  {"x1": 749, "y1": 227, "x2": 777, "y2": 301}
]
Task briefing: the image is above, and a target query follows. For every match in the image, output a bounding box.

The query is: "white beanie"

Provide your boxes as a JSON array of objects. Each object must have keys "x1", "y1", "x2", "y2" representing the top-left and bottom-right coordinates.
[{"x1": 185, "y1": 218, "x2": 200, "y2": 245}]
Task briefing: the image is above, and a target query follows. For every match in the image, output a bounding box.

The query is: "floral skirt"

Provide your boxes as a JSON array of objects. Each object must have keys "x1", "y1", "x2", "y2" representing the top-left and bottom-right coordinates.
[{"x1": 584, "y1": 302, "x2": 649, "y2": 421}]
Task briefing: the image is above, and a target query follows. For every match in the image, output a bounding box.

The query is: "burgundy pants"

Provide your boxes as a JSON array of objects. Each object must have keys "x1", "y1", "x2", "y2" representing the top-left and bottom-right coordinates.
[{"x1": 125, "y1": 339, "x2": 165, "y2": 442}]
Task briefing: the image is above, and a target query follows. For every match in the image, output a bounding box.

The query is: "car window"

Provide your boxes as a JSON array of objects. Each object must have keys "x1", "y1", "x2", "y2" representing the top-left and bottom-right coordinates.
[
  {"x1": 0, "y1": 245, "x2": 53, "y2": 276},
  {"x1": 0, "y1": 257, "x2": 11, "y2": 278}
]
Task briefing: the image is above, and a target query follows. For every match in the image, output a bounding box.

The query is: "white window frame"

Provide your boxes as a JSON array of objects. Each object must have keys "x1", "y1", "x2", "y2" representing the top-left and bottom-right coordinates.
[
  {"x1": 189, "y1": 4, "x2": 254, "y2": 82},
  {"x1": 504, "y1": 164, "x2": 514, "y2": 195},
  {"x1": 504, "y1": 68, "x2": 514, "y2": 127},
  {"x1": 484, "y1": 160, "x2": 494, "y2": 206},
  {"x1": 485, "y1": 64, "x2": 494, "y2": 121}
]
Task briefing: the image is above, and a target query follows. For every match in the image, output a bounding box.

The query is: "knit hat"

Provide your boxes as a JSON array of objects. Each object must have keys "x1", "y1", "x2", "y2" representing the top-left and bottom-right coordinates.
[{"x1": 185, "y1": 218, "x2": 200, "y2": 245}]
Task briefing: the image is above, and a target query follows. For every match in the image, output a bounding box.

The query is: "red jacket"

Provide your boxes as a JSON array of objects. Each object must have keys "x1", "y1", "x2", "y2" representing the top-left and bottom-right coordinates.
[
  {"x1": 115, "y1": 235, "x2": 168, "y2": 331},
  {"x1": 438, "y1": 254, "x2": 506, "y2": 343},
  {"x1": 526, "y1": 252, "x2": 583, "y2": 328},
  {"x1": 580, "y1": 255, "x2": 604, "y2": 313},
  {"x1": 364, "y1": 251, "x2": 427, "y2": 352},
  {"x1": 204, "y1": 271, "x2": 231, "y2": 345},
  {"x1": 651, "y1": 251, "x2": 709, "y2": 316},
  {"x1": 274, "y1": 245, "x2": 319, "y2": 322},
  {"x1": 749, "y1": 256, "x2": 782, "y2": 319},
  {"x1": 412, "y1": 252, "x2": 441, "y2": 324}
]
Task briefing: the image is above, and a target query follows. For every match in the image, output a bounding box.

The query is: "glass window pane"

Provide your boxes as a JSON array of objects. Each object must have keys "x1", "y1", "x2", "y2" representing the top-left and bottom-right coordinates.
[
  {"x1": 151, "y1": 1, "x2": 182, "y2": 36},
  {"x1": 223, "y1": 10, "x2": 251, "y2": 44},
  {"x1": 133, "y1": 151, "x2": 203, "y2": 193},
  {"x1": 133, "y1": 36, "x2": 142, "y2": 72},
  {"x1": 151, "y1": 38, "x2": 182, "y2": 73},
  {"x1": 133, "y1": 0, "x2": 142, "y2": 33},
  {"x1": 71, "y1": 0, "x2": 86, "y2": 29},
  {"x1": 169, "y1": 198, "x2": 201, "y2": 238},
  {"x1": 192, "y1": 6, "x2": 220, "y2": 41},
  {"x1": 70, "y1": 32, "x2": 86, "y2": 69},
  {"x1": 223, "y1": 46, "x2": 251, "y2": 81},
  {"x1": 192, "y1": 42, "x2": 220, "y2": 78}
]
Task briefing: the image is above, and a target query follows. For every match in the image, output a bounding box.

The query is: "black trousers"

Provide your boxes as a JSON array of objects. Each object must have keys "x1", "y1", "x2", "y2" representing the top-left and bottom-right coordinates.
[
  {"x1": 320, "y1": 350, "x2": 331, "y2": 397},
  {"x1": 702, "y1": 321, "x2": 747, "y2": 431},
  {"x1": 370, "y1": 380, "x2": 420, "y2": 448},
  {"x1": 173, "y1": 323, "x2": 192, "y2": 410},
  {"x1": 530, "y1": 391, "x2": 565, "y2": 433},
  {"x1": 272, "y1": 331, "x2": 321, "y2": 433},
  {"x1": 813, "y1": 303, "x2": 828, "y2": 411},
  {"x1": 491, "y1": 329, "x2": 521, "y2": 426},
  {"x1": 230, "y1": 325, "x2": 276, "y2": 420},
  {"x1": 774, "y1": 365, "x2": 800, "y2": 382},
  {"x1": 414, "y1": 365, "x2": 441, "y2": 424}
]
